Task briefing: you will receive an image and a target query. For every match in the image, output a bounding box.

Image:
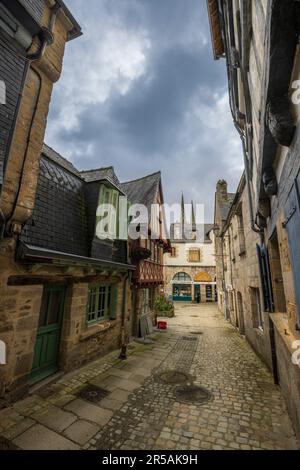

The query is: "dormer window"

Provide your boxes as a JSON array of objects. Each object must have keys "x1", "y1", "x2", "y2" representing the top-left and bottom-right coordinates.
[{"x1": 96, "y1": 184, "x2": 119, "y2": 240}]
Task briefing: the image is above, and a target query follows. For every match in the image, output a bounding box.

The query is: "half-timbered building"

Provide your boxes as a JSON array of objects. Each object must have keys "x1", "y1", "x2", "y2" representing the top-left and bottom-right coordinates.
[{"x1": 121, "y1": 172, "x2": 171, "y2": 338}]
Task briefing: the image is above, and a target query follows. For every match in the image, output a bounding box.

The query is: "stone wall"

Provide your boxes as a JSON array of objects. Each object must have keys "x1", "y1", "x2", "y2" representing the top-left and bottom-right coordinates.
[
  {"x1": 0, "y1": 242, "x2": 131, "y2": 401},
  {"x1": 0, "y1": 1, "x2": 85, "y2": 402},
  {"x1": 217, "y1": 180, "x2": 273, "y2": 369},
  {"x1": 60, "y1": 279, "x2": 130, "y2": 372}
]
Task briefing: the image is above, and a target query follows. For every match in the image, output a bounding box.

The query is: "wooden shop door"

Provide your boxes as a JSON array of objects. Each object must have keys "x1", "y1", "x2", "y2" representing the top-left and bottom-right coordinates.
[{"x1": 30, "y1": 286, "x2": 66, "y2": 385}]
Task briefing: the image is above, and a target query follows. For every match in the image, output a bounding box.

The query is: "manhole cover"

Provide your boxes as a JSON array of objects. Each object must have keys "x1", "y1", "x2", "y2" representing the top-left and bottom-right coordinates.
[
  {"x1": 182, "y1": 336, "x2": 197, "y2": 341},
  {"x1": 190, "y1": 331, "x2": 203, "y2": 335},
  {"x1": 155, "y1": 370, "x2": 192, "y2": 385},
  {"x1": 76, "y1": 384, "x2": 109, "y2": 403},
  {"x1": 175, "y1": 385, "x2": 212, "y2": 404}
]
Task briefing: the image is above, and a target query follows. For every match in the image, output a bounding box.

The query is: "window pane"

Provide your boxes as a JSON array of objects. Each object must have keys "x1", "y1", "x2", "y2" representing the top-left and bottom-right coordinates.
[
  {"x1": 97, "y1": 286, "x2": 106, "y2": 319},
  {"x1": 173, "y1": 272, "x2": 191, "y2": 282},
  {"x1": 87, "y1": 287, "x2": 97, "y2": 322}
]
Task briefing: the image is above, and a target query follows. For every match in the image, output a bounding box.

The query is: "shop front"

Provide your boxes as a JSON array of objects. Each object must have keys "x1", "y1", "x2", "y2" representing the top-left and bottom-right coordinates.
[{"x1": 172, "y1": 272, "x2": 192, "y2": 301}]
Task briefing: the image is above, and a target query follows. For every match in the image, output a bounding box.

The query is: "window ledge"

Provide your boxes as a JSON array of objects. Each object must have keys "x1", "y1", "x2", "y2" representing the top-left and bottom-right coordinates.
[
  {"x1": 80, "y1": 321, "x2": 115, "y2": 341},
  {"x1": 270, "y1": 313, "x2": 300, "y2": 359},
  {"x1": 253, "y1": 326, "x2": 264, "y2": 336}
]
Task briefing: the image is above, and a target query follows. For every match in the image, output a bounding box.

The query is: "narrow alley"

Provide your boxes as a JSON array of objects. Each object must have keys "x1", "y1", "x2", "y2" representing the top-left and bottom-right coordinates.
[{"x1": 0, "y1": 304, "x2": 298, "y2": 451}]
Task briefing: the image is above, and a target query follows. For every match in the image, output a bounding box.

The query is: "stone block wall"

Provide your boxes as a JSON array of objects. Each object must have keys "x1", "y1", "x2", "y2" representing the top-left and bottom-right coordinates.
[
  {"x1": 60, "y1": 278, "x2": 129, "y2": 372},
  {"x1": 219, "y1": 182, "x2": 273, "y2": 370},
  {"x1": 0, "y1": 251, "x2": 131, "y2": 402}
]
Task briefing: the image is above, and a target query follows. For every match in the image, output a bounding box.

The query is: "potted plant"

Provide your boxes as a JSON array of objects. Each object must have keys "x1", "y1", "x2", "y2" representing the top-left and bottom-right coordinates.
[{"x1": 155, "y1": 295, "x2": 175, "y2": 318}]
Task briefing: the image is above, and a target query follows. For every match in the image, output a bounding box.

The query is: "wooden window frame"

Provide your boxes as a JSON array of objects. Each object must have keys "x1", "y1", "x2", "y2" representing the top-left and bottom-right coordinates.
[
  {"x1": 96, "y1": 184, "x2": 119, "y2": 240},
  {"x1": 86, "y1": 284, "x2": 117, "y2": 325},
  {"x1": 170, "y1": 246, "x2": 177, "y2": 258},
  {"x1": 188, "y1": 248, "x2": 201, "y2": 262},
  {"x1": 250, "y1": 287, "x2": 264, "y2": 330}
]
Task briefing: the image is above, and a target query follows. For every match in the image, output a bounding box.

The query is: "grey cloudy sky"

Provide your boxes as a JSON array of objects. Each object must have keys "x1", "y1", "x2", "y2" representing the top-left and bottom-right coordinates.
[{"x1": 45, "y1": 0, "x2": 243, "y2": 222}]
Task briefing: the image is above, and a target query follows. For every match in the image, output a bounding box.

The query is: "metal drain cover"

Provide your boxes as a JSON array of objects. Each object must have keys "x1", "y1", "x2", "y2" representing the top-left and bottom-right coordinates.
[
  {"x1": 76, "y1": 384, "x2": 109, "y2": 403},
  {"x1": 190, "y1": 331, "x2": 203, "y2": 335},
  {"x1": 155, "y1": 370, "x2": 192, "y2": 385},
  {"x1": 182, "y1": 336, "x2": 198, "y2": 341},
  {"x1": 175, "y1": 385, "x2": 212, "y2": 404}
]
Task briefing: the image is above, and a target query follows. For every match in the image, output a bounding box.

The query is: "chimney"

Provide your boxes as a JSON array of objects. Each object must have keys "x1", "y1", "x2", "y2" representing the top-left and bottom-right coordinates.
[{"x1": 216, "y1": 180, "x2": 228, "y2": 203}]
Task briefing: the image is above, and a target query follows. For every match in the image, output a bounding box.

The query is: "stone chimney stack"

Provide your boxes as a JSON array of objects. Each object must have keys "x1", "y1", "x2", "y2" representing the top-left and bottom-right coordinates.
[{"x1": 216, "y1": 180, "x2": 228, "y2": 203}]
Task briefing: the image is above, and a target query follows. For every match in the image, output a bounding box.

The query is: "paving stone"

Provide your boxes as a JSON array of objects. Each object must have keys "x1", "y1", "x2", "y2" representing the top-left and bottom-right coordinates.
[
  {"x1": 13, "y1": 424, "x2": 80, "y2": 450},
  {"x1": 32, "y1": 405, "x2": 77, "y2": 432},
  {"x1": 64, "y1": 399, "x2": 113, "y2": 426},
  {"x1": 1, "y1": 304, "x2": 299, "y2": 451},
  {"x1": 109, "y1": 389, "x2": 131, "y2": 402},
  {"x1": 2, "y1": 418, "x2": 35, "y2": 440},
  {"x1": 64, "y1": 420, "x2": 98, "y2": 445},
  {"x1": 108, "y1": 369, "x2": 133, "y2": 379},
  {"x1": 99, "y1": 398, "x2": 123, "y2": 411}
]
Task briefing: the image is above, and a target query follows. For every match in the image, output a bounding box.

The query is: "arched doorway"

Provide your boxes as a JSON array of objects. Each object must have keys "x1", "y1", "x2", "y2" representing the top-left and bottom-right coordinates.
[
  {"x1": 237, "y1": 292, "x2": 245, "y2": 335},
  {"x1": 172, "y1": 272, "x2": 192, "y2": 301}
]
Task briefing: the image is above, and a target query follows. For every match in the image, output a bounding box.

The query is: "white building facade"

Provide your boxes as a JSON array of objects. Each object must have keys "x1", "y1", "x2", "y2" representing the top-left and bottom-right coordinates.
[{"x1": 164, "y1": 203, "x2": 216, "y2": 303}]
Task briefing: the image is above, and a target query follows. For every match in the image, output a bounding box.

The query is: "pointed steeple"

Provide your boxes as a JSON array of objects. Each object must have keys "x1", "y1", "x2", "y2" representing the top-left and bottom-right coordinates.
[
  {"x1": 180, "y1": 192, "x2": 185, "y2": 227},
  {"x1": 180, "y1": 192, "x2": 185, "y2": 239},
  {"x1": 191, "y1": 200, "x2": 196, "y2": 228}
]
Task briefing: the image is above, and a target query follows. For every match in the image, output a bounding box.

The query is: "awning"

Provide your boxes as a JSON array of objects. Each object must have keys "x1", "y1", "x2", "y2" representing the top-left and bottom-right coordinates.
[{"x1": 18, "y1": 243, "x2": 136, "y2": 271}]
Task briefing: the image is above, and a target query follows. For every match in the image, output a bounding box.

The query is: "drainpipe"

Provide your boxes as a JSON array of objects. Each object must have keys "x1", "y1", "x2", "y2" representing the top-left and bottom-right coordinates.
[
  {"x1": 238, "y1": 128, "x2": 263, "y2": 235},
  {"x1": 223, "y1": 2, "x2": 263, "y2": 236},
  {"x1": 119, "y1": 272, "x2": 130, "y2": 360},
  {"x1": 220, "y1": 233, "x2": 229, "y2": 320},
  {"x1": 4, "y1": 3, "x2": 60, "y2": 235}
]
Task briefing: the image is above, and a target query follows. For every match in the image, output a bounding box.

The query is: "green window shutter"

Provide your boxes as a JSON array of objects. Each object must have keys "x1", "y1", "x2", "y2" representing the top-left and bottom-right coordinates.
[{"x1": 109, "y1": 284, "x2": 118, "y2": 320}]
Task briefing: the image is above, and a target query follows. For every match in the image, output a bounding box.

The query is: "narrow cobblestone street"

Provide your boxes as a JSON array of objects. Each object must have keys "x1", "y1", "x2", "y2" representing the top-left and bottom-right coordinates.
[{"x1": 0, "y1": 304, "x2": 298, "y2": 450}]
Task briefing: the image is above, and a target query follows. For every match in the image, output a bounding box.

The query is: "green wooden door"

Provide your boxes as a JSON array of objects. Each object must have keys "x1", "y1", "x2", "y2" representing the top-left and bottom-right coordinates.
[{"x1": 30, "y1": 286, "x2": 66, "y2": 385}]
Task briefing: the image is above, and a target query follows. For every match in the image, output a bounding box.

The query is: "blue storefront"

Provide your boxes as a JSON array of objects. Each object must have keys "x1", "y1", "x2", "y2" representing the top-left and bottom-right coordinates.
[{"x1": 172, "y1": 272, "x2": 192, "y2": 302}]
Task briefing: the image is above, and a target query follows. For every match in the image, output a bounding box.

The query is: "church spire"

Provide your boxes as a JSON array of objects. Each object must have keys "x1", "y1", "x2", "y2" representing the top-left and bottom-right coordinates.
[
  {"x1": 191, "y1": 200, "x2": 196, "y2": 227},
  {"x1": 180, "y1": 192, "x2": 185, "y2": 227}
]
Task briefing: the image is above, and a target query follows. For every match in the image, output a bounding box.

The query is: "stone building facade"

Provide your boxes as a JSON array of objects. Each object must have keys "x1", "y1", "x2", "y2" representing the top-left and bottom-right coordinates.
[
  {"x1": 1, "y1": 140, "x2": 136, "y2": 401},
  {"x1": 0, "y1": 0, "x2": 82, "y2": 401},
  {"x1": 208, "y1": 0, "x2": 300, "y2": 438},
  {"x1": 164, "y1": 197, "x2": 216, "y2": 303},
  {"x1": 0, "y1": 1, "x2": 171, "y2": 404},
  {"x1": 214, "y1": 178, "x2": 273, "y2": 369}
]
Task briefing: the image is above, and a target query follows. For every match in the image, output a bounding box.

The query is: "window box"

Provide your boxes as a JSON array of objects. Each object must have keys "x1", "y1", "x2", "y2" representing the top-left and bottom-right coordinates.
[{"x1": 131, "y1": 247, "x2": 151, "y2": 261}]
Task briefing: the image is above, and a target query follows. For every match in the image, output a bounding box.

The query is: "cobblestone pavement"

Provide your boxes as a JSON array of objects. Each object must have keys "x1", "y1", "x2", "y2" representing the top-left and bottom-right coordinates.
[{"x1": 0, "y1": 303, "x2": 299, "y2": 450}]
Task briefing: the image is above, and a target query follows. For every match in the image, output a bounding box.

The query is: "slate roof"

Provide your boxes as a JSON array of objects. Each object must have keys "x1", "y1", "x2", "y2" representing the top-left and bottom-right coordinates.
[
  {"x1": 120, "y1": 172, "x2": 161, "y2": 212},
  {"x1": 20, "y1": 145, "x2": 128, "y2": 264},
  {"x1": 21, "y1": 150, "x2": 89, "y2": 257},
  {"x1": 42, "y1": 144, "x2": 80, "y2": 177},
  {"x1": 219, "y1": 193, "x2": 235, "y2": 221},
  {"x1": 80, "y1": 167, "x2": 123, "y2": 192}
]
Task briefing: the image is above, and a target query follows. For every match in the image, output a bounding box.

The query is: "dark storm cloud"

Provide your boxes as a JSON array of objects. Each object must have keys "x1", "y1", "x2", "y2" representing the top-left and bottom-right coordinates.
[
  {"x1": 46, "y1": 0, "x2": 242, "y2": 221},
  {"x1": 59, "y1": 43, "x2": 226, "y2": 154}
]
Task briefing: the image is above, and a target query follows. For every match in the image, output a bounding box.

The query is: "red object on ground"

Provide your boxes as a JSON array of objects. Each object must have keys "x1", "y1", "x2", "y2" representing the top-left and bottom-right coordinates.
[{"x1": 157, "y1": 321, "x2": 167, "y2": 330}]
